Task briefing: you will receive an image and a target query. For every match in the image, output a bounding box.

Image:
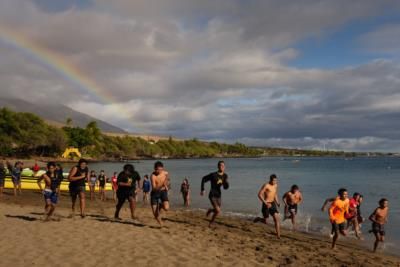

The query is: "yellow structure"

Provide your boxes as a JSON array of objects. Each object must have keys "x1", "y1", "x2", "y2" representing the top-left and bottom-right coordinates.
[{"x1": 62, "y1": 147, "x2": 81, "y2": 159}]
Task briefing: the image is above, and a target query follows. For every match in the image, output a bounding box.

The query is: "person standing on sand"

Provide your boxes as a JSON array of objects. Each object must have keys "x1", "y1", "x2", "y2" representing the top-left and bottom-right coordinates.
[
  {"x1": 142, "y1": 174, "x2": 151, "y2": 204},
  {"x1": 200, "y1": 161, "x2": 229, "y2": 228},
  {"x1": 37, "y1": 162, "x2": 62, "y2": 221},
  {"x1": 114, "y1": 164, "x2": 141, "y2": 220},
  {"x1": 89, "y1": 170, "x2": 97, "y2": 200},
  {"x1": 68, "y1": 159, "x2": 89, "y2": 218},
  {"x1": 0, "y1": 161, "x2": 5, "y2": 199},
  {"x1": 329, "y1": 188, "x2": 349, "y2": 249},
  {"x1": 11, "y1": 161, "x2": 23, "y2": 196},
  {"x1": 180, "y1": 178, "x2": 190, "y2": 207},
  {"x1": 369, "y1": 198, "x2": 389, "y2": 252},
  {"x1": 254, "y1": 174, "x2": 281, "y2": 239},
  {"x1": 111, "y1": 172, "x2": 118, "y2": 202},
  {"x1": 282, "y1": 184, "x2": 303, "y2": 231},
  {"x1": 150, "y1": 161, "x2": 170, "y2": 227},
  {"x1": 98, "y1": 170, "x2": 107, "y2": 201}
]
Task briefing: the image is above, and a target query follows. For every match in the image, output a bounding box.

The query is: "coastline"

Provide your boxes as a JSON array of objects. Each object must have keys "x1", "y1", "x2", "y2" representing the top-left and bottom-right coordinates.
[{"x1": 0, "y1": 191, "x2": 399, "y2": 267}]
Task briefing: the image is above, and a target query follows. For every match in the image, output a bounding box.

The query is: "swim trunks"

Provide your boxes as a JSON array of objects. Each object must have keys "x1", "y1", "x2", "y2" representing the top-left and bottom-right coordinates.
[
  {"x1": 262, "y1": 202, "x2": 279, "y2": 218},
  {"x1": 69, "y1": 185, "x2": 85, "y2": 198},
  {"x1": 209, "y1": 196, "x2": 222, "y2": 207},
  {"x1": 331, "y1": 222, "x2": 346, "y2": 233},
  {"x1": 151, "y1": 190, "x2": 168, "y2": 206},
  {"x1": 44, "y1": 189, "x2": 58, "y2": 204},
  {"x1": 372, "y1": 222, "x2": 385, "y2": 236},
  {"x1": 288, "y1": 204, "x2": 298, "y2": 214}
]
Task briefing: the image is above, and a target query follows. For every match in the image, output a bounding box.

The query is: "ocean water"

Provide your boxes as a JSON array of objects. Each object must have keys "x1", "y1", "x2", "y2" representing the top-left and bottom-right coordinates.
[{"x1": 85, "y1": 157, "x2": 400, "y2": 254}]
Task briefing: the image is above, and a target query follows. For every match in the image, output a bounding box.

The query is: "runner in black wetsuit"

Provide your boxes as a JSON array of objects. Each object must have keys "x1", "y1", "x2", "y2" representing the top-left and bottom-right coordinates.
[
  {"x1": 114, "y1": 164, "x2": 141, "y2": 220},
  {"x1": 201, "y1": 161, "x2": 229, "y2": 227},
  {"x1": 98, "y1": 170, "x2": 107, "y2": 201},
  {"x1": 68, "y1": 159, "x2": 89, "y2": 218}
]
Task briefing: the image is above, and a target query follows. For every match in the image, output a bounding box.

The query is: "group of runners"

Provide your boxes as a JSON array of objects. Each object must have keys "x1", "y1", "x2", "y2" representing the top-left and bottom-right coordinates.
[{"x1": 0, "y1": 159, "x2": 390, "y2": 253}]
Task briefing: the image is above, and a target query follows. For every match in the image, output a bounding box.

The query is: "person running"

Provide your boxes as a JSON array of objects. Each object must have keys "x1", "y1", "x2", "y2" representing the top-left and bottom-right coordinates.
[
  {"x1": 98, "y1": 170, "x2": 107, "y2": 201},
  {"x1": 68, "y1": 159, "x2": 89, "y2": 218},
  {"x1": 200, "y1": 161, "x2": 229, "y2": 228},
  {"x1": 345, "y1": 192, "x2": 362, "y2": 239},
  {"x1": 111, "y1": 172, "x2": 118, "y2": 202},
  {"x1": 0, "y1": 161, "x2": 5, "y2": 199},
  {"x1": 88, "y1": 170, "x2": 97, "y2": 200},
  {"x1": 142, "y1": 174, "x2": 151, "y2": 204},
  {"x1": 329, "y1": 188, "x2": 349, "y2": 249},
  {"x1": 37, "y1": 162, "x2": 62, "y2": 221},
  {"x1": 150, "y1": 161, "x2": 170, "y2": 227},
  {"x1": 114, "y1": 164, "x2": 141, "y2": 220},
  {"x1": 357, "y1": 195, "x2": 365, "y2": 225},
  {"x1": 180, "y1": 178, "x2": 190, "y2": 207},
  {"x1": 11, "y1": 161, "x2": 23, "y2": 196},
  {"x1": 282, "y1": 184, "x2": 303, "y2": 231},
  {"x1": 254, "y1": 174, "x2": 281, "y2": 238},
  {"x1": 369, "y1": 198, "x2": 389, "y2": 252}
]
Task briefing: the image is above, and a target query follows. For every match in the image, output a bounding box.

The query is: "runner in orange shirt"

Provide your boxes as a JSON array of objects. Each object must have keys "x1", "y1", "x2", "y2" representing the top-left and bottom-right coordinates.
[{"x1": 329, "y1": 188, "x2": 349, "y2": 249}]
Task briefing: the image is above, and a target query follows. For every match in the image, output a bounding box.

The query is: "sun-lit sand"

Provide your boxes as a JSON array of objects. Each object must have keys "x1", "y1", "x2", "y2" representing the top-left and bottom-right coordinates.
[{"x1": 0, "y1": 191, "x2": 399, "y2": 267}]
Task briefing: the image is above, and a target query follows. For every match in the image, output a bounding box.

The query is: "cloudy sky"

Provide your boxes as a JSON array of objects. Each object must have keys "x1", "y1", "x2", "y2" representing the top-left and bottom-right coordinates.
[{"x1": 1, "y1": 0, "x2": 400, "y2": 152}]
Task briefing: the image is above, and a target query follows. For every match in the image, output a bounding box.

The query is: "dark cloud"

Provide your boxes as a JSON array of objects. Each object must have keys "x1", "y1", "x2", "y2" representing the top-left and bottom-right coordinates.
[{"x1": 1, "y1": 0, "x2": 400, "y2": 151}]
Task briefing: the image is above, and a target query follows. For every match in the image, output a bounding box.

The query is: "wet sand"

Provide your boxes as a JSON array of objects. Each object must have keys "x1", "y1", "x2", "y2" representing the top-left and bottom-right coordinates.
[{"x1": 0, "y1": 191, "x2": 399, "y2": 267}]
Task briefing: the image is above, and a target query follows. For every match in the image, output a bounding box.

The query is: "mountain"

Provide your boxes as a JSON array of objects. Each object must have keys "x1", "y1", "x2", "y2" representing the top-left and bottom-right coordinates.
[{"x1": 0, "y1": 98, "x2": 126, "y2": 133}]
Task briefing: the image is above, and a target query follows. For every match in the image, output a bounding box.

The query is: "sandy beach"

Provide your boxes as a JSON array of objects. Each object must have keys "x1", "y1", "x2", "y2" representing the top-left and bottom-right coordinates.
[{"x1": 0, "y1": 191, "x2": 399, "y2": 267}]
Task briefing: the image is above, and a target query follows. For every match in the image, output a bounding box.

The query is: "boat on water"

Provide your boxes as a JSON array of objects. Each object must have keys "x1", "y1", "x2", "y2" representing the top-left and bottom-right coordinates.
[{"x1": 3, "y1": 168, "x2": 113, "y2": 192}]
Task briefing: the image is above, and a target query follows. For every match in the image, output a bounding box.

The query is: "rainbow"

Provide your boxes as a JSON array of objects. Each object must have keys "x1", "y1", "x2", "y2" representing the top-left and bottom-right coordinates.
[{"x1": 0, "y1": 25, "x2": 133, "y2": 130}]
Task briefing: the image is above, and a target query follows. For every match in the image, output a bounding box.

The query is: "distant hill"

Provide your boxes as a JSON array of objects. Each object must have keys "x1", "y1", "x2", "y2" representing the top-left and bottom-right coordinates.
[{"x1": 0, "y1": 98, "x2": 126, "y2": 133}]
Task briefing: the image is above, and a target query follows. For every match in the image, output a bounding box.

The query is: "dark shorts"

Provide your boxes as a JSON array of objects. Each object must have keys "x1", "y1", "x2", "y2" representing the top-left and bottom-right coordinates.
[
  {"x1": 44, "y1": 190, "x2": 58, "y2": 205},
  {"x1": 209, "y1": 194, "x2": 222, "y2": 207},
  {"x1": 372, "y1": 222, "x2": 385, "y2": 236},
  {"x1": 262, "y1": 202, "x2": 279, "y2": 218},
  {"x1": 0, "y1": 178, "x2": 4, "y2": 187},
  {"x1": 12, "y1": 176, "x2": 21, "y2": 185},
  {"x1": 151, "y1": 190, "x2": 168, "y2": 206},
  {"x1": 99, "y1": 182, "x2": 105, "y2": 188},
  {"x1": 69, "y1": 185, "x2": 85, "y2": 198},
  {"x1": 288, "y1": 204, "x2": 298, "y2": 214},
  {"x1": 331, "y1": 222, "x2": 346, "y2": 233},
  {"x1": 117, "y1": 190, "x2": 135, "y2": 201}
]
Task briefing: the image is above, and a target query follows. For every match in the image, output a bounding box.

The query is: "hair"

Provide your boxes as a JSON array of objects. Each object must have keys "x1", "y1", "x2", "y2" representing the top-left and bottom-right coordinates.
[
  {"x1": 47, "y1": 162, "x2": 56, "y2": 168},
  {"x1": 154, "y1": 161, "x2": 164, "y2": 169},
  {"x1": 217, "y1": 161, "x2": 225, "y2": 168},
  {"x1": 353, "y1": 192, "x2": 361, "y2": 198},
  {"x1": 123, "y1": 164, "x2": 135, "y2": 174},
  {"x1": 78, "y1": 159, "x2": 88, "y2": 165},
  {"x1": 291, "y1": 184, "x2": 299, "y2": 191},
  {"x1": 114, "y1": 172, "x2": 117, "y2": 175},
  {"x1": 100, "y1": 170, "x2": 104, "y2": 172},
  {"x1": 90, "y1": 170, "x2": 95, "y2": 174},
  {"x1": 144, "y1": 174, "x2": 149, "y2": 178},
  {"x1": 337, "y1": 188, "x2": 347, "y2": 197},
  {"x1": 379, "y1": 198, "x2": 388, "y2": 206},
  {"x1": 270, "y1": 174, "x2": 277, "y2": 181}
]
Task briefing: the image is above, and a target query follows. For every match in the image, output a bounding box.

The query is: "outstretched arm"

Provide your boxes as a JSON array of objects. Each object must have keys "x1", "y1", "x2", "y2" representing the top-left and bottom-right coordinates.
[
  {"x1": 201, "y1": 173, "x2": 212, "y2": 195},
  {"x1": 37, "y1": 175, "x2": 44, "y2": 191},
  {"x1": 321, "y1": 197, "x2": 335, "y2": 211}
]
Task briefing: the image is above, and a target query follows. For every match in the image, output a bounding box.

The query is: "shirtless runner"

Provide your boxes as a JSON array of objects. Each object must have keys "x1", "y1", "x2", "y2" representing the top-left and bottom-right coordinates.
[
  {"x1": 282, "y1": 184, "x2": 303, "y2": 231},
  {"x1": 254, "y1": 174, "x2": 281, "y2": 239},
  {"x1": 150, "y1": 161, "x2": 170, "y2": 227},
  {"x1": 369, "y1": 198, "x2": 389, "y2": 252}
]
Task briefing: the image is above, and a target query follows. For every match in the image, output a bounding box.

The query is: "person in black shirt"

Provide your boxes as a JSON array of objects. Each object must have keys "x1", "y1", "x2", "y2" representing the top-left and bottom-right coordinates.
[
  {"x1": 114, "y1": 164, "x2": 141, "y2": 220},
  {"x1": 68, "y1": 159, "x2": 89, "y2": 218},
  {"x1": 201, "y1": 161, "x2": 229, "y2": 227},
  {"x1": 0, "y1": 160, "x2": 5, "y2": 199}
]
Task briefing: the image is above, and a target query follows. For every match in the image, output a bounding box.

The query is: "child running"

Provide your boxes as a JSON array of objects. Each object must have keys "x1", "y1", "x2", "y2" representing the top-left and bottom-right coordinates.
[
  {"x1": 150, "y1": 161, "x2": 170, "y2": 227},
  {"x1": 201, "y1": 161, "x2": 229, "y2": 228},
  {"x1": 329, "y1": 188, "x2": 349, "y2": 249},
  {"x1": 37, "y1": 162, "x2": 63, "y2": 221},
  {"x1": 345, "y1": 192, "x2": 362, "y2": 239},
  {"x1": 282, "y1": 184, "x2": 303, "y2": 231},
  {"x1": 254, "y1": 174, "x2": 281, "y2": 238},
  {"x1": 98, "y1": 170, "x2": 107, "y2": 201},
  {"x1": 369, "y1": 198, "x2": 389, "y2": 252}
]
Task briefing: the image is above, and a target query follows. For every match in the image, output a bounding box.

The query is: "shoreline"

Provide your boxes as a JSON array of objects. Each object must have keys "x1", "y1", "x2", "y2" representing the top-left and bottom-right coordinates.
[{"x1": 0, "y1": 191, "x2": 399, "y2": 266}]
